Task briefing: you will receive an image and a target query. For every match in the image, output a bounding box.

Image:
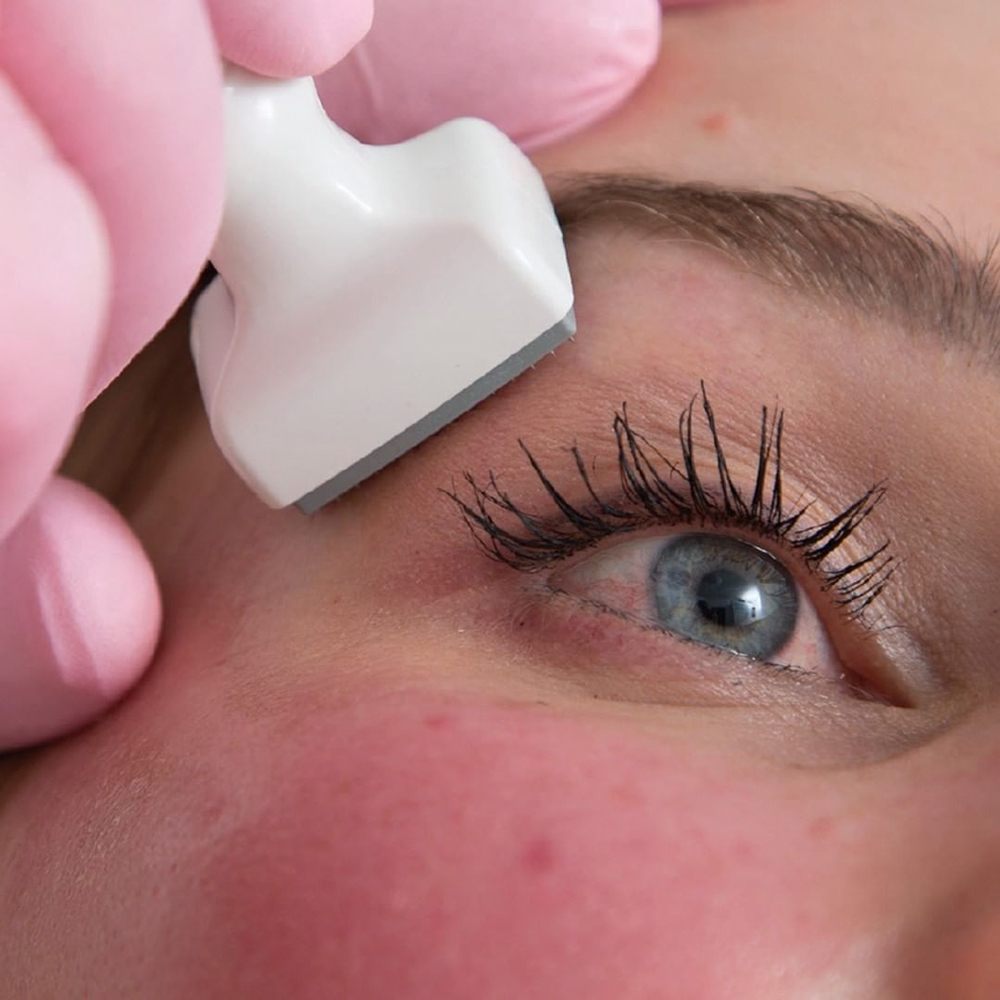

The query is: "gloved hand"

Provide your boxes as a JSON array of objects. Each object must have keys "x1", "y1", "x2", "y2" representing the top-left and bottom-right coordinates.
[
  {"x1": 316, "y1": 0, "x2": 725, "y2": 149},
  {"x1": 0, "y1": 0, "x2": 666, "y2": 751}
]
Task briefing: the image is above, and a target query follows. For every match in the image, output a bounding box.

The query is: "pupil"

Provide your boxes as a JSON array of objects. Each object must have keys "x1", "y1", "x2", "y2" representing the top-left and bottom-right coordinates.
[{"x1": 695, "y1": 568, "x2": 764, "y2": 627}]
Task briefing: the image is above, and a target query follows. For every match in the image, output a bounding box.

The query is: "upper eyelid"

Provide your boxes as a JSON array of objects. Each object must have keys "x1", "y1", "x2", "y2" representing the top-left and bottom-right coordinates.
[{"x1": 445, "y1": 386, "x2": 895, "y2": 626}]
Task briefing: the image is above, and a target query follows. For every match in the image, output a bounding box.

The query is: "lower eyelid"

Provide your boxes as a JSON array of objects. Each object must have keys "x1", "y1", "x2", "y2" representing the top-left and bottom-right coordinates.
[
  {"x1": 499, "y1": 538, "x2": 911, "y2": 709},
  {"x1": 502, "y1": 575, "x2": 846, "y2": 708}
]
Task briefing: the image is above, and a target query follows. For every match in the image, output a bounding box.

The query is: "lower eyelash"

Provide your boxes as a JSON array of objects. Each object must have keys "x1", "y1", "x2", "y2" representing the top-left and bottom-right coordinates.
[{"x1": 443, "y1": 383, "x2": 896, "y2": 623}]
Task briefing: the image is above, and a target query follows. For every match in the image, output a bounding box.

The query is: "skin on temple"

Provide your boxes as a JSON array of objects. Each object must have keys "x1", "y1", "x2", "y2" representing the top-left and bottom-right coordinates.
[{"x1": 3, "y1": 2, "x2": 1000, "y2": 996}]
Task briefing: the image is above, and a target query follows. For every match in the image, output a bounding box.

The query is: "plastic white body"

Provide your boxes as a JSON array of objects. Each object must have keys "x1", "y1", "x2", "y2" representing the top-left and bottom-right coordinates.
[{"x1": 191, "y1": 67, "x2": 573, "y2": 510}]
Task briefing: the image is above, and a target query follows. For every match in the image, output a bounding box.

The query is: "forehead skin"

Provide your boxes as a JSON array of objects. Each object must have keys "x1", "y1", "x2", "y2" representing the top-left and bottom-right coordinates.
[{"x1": 3, "y1": 3, "x2": 1000, "y2": 998}]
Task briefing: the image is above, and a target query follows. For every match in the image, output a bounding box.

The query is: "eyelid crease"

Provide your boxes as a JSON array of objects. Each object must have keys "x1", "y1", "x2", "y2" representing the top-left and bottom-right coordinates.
[{"x1": 443, "y1": 384, "x2": 896, "y2": 628}]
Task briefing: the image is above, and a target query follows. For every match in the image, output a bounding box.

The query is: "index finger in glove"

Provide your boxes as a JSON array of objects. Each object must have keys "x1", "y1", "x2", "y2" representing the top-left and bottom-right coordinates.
[
  {"x1": 0, "y1": 81, "x2": 156, "y2": 753},
  {"x1": 205, "y1": 0, "x2": 374, "y2": 78},
  {"x1": 0, "y1": 80, "x2": 161, "y2": 754},
  {"x1": 315, "y1": 0, "x2": 662, "y2": 151}
]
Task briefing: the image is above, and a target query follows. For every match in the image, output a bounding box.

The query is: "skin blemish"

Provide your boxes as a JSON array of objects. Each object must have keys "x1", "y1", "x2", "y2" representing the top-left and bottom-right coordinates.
[
  {"x1": 808, "y1": 816, "x2": 836, "y2": 841},
  {"x1": 422, "y1": 713, "x2": 454, "y2": 730},
  {"x1": 699, "y1": 112, "x2": 729, "y2": 135},
  {"x1": 521, "y1": 837, "x2": 558, "y2": 875},
  {"x1": 612, "y1": 783, "x2": 645, "y2": 806}
]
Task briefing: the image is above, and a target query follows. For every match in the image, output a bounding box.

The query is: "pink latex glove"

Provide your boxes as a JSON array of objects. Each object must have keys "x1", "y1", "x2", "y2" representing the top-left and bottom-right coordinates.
[
  {"x1": 315, "y1": 0, "x2": 725, "y2": 148},
  {"x1": 0, "y1": 0, "x2": 373, "y2": 751},
  {"x1": 0, "y1": 0, "x2": 663, "y2": 751}
]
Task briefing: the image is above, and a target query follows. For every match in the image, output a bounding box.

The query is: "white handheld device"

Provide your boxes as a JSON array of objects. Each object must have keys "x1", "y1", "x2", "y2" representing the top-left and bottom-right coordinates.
[{"x1": 192, "y1": 67, "x2": 574, "y2": 512}]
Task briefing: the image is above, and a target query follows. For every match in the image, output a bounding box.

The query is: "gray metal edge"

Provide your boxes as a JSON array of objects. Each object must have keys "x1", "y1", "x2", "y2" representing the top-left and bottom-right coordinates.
[{"x1": 295, "y1": 307, "x2": 576, "y2": 514}]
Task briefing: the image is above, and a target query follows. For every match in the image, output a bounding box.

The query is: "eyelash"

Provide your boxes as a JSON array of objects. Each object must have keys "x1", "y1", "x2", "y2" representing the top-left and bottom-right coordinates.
[{"x1": 445, "y1": 383, "x2": 896, "y2": 624}]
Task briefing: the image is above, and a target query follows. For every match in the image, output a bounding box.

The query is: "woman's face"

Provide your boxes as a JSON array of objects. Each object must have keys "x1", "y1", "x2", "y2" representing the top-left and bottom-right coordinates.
[{"x1": 4, "y1": 3, "x2": 1000, "y2": 996}]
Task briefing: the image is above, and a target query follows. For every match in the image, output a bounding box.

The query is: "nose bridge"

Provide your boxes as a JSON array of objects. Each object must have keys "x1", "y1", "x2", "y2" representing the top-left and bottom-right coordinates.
[
  {"x1": 944, "y1": 905, "x2": 1000, "y2": 1000},
  {"x1": 879, "y1": 712, "x2": 1000, "y2": 997},
  {"x1": 891, "y1": 871, "x2": 1000, "y2": 999}
]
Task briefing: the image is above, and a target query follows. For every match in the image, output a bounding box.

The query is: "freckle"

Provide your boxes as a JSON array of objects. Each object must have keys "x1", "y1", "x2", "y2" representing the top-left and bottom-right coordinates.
[
  {"x1": 521, "y1": 837, "x2": 558, "y2": 874},
  {"x1": 699, "y1": 111, "x2": 728, "y2": 134},
  {"x1": 808, "y1": 816, "x2": 836, "y2": 841},
  {"x1": 422, "y1": 713, "x2": 453, "y2": 730}
]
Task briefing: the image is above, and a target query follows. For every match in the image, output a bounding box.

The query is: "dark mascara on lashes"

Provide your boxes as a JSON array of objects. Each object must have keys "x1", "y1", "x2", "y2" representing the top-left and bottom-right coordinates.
[{"x1": 444, "y1": 383, "x2": 896, "y2": 626}]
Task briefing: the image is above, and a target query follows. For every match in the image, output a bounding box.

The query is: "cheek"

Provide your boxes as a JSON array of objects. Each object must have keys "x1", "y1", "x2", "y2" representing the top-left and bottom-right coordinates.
[{"x1": 175, "y1": 693, "x2": 863, "y2": 999}]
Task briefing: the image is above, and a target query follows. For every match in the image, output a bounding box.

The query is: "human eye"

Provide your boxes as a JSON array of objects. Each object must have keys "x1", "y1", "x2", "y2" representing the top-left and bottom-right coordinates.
[
  {"x1": 445, "y1": 384, "x2": 899, "y2": 705},
  {"x1": 552, "y1": 532, "x2": 814, "y2": 663}
]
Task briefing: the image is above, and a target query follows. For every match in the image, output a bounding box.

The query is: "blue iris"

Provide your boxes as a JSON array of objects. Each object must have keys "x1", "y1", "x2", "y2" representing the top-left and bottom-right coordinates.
[{"x1": 650, "y1": 533, "x2": 798, "y2": 660}]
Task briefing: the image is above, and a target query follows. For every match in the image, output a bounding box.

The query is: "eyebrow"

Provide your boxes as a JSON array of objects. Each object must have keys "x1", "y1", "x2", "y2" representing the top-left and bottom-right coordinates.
[{"x1": 550, "y1": 174, "x2": 1000, "y2": 370}]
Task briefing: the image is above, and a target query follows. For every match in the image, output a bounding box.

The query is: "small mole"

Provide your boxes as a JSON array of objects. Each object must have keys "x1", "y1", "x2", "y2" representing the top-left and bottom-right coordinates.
[
  {"x1": 522, "y1": 837, "x2": 558, "y2": 874},
  {"x1": 699, "y1": 111, "x2": 728, "y2": 135}
]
